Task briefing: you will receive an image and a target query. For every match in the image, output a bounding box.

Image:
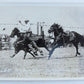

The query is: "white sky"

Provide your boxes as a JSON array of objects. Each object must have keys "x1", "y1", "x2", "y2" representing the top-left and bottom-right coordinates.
[{"x1": 0, "y1": 4, "x2": 84, "y2": 35}]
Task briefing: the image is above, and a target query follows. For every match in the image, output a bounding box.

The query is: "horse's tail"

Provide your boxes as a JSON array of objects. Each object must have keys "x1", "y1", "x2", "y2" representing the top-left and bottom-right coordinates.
[
  {"x1": 79, "y1": 35, "x2": 84, "y2": 46},
  {"x1": 72, "y1": 31, "x2": 84, "y2": 46}
]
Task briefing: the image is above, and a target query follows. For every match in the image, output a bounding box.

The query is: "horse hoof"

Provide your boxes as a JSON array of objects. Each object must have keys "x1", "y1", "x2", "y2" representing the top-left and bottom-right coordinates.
[
  {"x1": 75, "y1": 53, "x2": 80, "y2": 57},
  {"x1": 78, "y1": 53, "x2": 80, "y2": 55}
]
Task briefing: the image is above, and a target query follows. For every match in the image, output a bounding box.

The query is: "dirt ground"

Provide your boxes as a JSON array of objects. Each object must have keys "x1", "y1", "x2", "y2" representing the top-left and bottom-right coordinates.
[{"x1": 0, "y1": 47, "x2": 84, "y2": 79}]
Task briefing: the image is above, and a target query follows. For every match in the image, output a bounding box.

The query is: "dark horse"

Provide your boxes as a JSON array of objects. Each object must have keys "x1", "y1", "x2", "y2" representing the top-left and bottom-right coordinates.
[
  {"x1": 10, "y1": 28, "x2": 49, "y2": 50},
  {"x1": 48, "y1": 23, "x2": 84, "y2": 59},
  {"x1": 10, "y1": 28, "x2": 50, "y2": 58},
  {"x1": 10, "y1": 28, "x2": 43, "y2": 58}
]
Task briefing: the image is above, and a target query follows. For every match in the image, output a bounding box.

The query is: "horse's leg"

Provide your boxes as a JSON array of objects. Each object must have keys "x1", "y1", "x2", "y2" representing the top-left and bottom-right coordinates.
[
  {"x1": 23, "y1": 50, "x2": 36, "y2": 59},
  {"x1": 73, "y1": 43, "x2": 80, "y2": 56},
  {"x1": 28, "y1": 44, "x2": 38, "y2": 55},
  {"x1": 29, "y1": 51, "x2": 36, "y2": 59},
  {"x1": 10, "y1": 51, "x2": 18, "y2": 58},
  {"x1": 48, "y1": 47, "x2": 56, "y2": 60},
  {"x1": 32, "y1": 41, "x2": 43, "y2": 55},
  {"x1": 76, "y1": 45, "x2": 80, "y2": 56},
  {"x1": 23, "y1": 52, "x2": 27, "y2": 59},
  {"x1": 10, "y1": 53, "x2": 16, "y2": 58},
  {"x1": 45, "y1": 46, "x2": 49, "y2": 51},
  {"x1": 48, "y1": 43, "x2": 62, "y2": 60}
]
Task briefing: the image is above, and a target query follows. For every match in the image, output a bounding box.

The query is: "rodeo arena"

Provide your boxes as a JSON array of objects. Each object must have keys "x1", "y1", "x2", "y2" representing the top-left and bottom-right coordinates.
[{"x1": 0, "y1": 20, "x2": 84, "y2": 79}]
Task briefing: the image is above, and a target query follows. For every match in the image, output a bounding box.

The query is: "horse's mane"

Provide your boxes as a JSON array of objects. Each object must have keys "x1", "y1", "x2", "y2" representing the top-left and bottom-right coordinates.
[
  {"x1": 53, "y1": 23, "x2": 64, "y2": 33},
  {"x1": 53, "y1": 23, "x2": 63, "y2": 29}
]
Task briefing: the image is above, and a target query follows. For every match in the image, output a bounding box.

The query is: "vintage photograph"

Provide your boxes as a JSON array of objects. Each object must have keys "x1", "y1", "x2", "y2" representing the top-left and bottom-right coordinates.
[{"x1": 0, "y1": 3, "x2": 84, "y2": 79}]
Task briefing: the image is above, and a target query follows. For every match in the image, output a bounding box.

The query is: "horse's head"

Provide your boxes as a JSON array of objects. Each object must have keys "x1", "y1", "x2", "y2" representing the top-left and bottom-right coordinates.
[
  {"x1": 48, "y1": 23, "x2": 60, "y2": 33},
  {"x1": 10, "y1": 27, "x2": 20, "y2": 38}
]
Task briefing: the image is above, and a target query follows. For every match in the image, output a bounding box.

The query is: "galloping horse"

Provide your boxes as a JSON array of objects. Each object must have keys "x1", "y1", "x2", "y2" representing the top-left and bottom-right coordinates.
[
  {"x1": 48, "y1": 23, "x2": 84, "y2": 59},
  {"x1": 10, "y1": 28, "x2": 43, "y2": 59},
  {"x1": 10, "y1": 28, "x2": 50, "y2": 51},
  {"x1": 10, "y1": 28, "x2": 50, "y2": 58}
]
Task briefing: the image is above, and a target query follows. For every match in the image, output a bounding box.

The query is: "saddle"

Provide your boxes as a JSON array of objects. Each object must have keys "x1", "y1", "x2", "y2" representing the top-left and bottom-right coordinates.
[{"x1": 65, "y1": 31, "x2": 75, "y2": 41}]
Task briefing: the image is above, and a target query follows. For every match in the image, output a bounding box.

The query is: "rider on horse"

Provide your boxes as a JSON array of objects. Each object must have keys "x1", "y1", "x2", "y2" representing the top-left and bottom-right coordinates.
[{"x1": 16, "y1": 31, "x2": 43, "y2": 56}]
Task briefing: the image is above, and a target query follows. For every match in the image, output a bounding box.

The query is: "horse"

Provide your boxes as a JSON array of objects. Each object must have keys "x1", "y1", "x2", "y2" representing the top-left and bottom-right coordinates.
[
  {"x1": 10, "y1": 28, "x2": 44, "y2": 58},
  {"x1": 10, "y1": 28, "x2": 50, "y2": 51},
  {"x1": 10, "y1": 41, "x2": 36, "y2": 59},
  {"x1": 48, "y1": 23, "x2": 84, "y2": 59}
]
